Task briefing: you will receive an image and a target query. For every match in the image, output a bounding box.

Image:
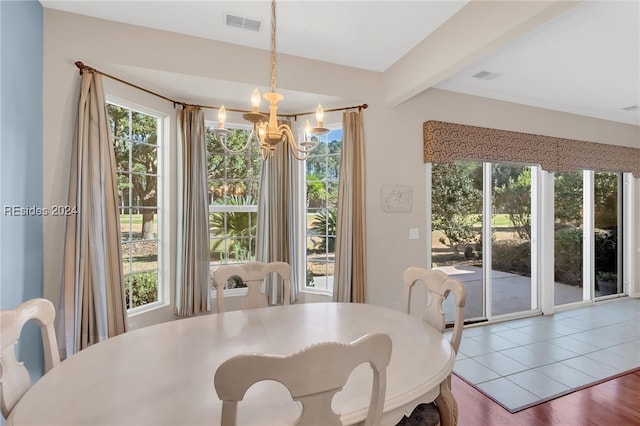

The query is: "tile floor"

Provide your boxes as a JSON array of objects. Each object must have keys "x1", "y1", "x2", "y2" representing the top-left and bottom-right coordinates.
[{"x1": 452, "y1": 298, "x2": 640, "y2": 412}]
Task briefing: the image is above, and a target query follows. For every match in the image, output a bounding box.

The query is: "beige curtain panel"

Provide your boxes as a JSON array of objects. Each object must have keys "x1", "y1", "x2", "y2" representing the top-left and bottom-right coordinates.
[
  {"x1": 256, "y1": 122, "x2": 299, "y2": 305},
  {"x1": 175, "y1": 107, "x2": 211, "y2": 316},
  {"x1": 59, "y1": 71, "x2": 127, "y2": 358},
  {"x1": 423, "y1": 120, "x2": 640, "y2": 177},
  {"x1": 334, "y1": 112, "x2": 367, "y2": 303}
]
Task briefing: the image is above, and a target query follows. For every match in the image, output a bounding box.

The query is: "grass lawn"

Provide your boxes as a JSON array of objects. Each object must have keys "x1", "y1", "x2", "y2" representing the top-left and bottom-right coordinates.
[
  {"x1": 490, "y1": 213, "x2": 514, "y2": 228},
  {"x1": 470, "y1": 213, "x2": 513, "y2": 228}
]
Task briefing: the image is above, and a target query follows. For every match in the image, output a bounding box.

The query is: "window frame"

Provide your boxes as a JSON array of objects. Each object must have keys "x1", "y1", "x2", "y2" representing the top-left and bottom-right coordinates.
[
  {"x1": 301, "y1": 123, "x2": 342, "y2": 295},
  {"x1": 427, "y1": 161, "x2": 635, "y2": 321},
  {"x1": 106, "y1": 96, "x2": 166, "y2": 314},
  {"x1": 205, "y1": 121, "x2": 261, "y2": 295}
]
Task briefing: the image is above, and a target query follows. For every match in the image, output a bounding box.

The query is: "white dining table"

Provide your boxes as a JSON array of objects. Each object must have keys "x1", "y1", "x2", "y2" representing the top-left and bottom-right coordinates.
[{"x1": 8, "y1": 302, "x2": 455, "y2": 426}]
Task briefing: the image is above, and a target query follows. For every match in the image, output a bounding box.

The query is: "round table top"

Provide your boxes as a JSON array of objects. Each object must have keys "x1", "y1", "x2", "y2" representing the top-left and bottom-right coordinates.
[{"x1": 9, "y1": 302, "x2": 454, "y2": 426}]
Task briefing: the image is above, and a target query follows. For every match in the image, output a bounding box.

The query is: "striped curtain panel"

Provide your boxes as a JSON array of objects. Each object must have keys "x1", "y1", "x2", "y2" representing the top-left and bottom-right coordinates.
[
  {"x1": 175, "y1": 107, "x2": 211, "y2": 316},
  {"x1": 333, "y1": 112, "x2": 367, "y2": 303},
  {"x1": 256, "y1": 124, "x2": 299, "y2": 304},
  {"x1": 59, "y1": 71, "x2": 127, "y2": 358}
]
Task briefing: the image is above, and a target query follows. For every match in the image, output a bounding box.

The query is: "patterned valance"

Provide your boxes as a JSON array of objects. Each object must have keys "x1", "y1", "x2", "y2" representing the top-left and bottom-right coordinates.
[
  {"x1": 557, "y1": 139, "x2": 640, "y2": 176},
  {"x1": 423, "y1": 120, "x2": 640, "y2": 177}
]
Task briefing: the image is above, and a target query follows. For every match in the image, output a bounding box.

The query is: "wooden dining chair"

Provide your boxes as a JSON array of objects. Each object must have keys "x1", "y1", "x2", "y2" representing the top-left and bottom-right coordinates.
[
  {"x1": 400, "y1": 267, "x2": 466, "y2": 426},
  {"x1": 212, "y1": 261, "x2": 292, "y2": 313},
  {"x1": 214, "y1": 332, "x2": 392, "y2": 426},
  {"x1": 1, "y1": 298, "x2": 61, "y2": 419}
]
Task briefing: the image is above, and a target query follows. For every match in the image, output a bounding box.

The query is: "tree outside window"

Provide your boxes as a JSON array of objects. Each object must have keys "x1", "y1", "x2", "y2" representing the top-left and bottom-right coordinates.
[{"x1": 108, "y1": 103, "x2": 161, "y2": 309}]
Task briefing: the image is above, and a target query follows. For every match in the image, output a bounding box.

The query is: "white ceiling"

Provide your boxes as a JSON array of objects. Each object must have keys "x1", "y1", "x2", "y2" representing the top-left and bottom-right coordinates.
[
  {"x1": 436, "y1": 0, "x2": 640, "y2": 126},
  {"x1": 41, "y1": 0, "x2": 640, "y2": 126}
]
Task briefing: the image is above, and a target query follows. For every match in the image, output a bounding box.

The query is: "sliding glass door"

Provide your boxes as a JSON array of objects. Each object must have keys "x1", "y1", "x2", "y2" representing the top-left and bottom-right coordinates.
[
  {"x1": 594, "y1": 172, "x2": 622, "y2": 297},
  {"x1": 554, "y1": 170, "x2": 624, "y2": 307},
  {"x1": 431, "y1": 161, "x2": 484, "y2": 321},
  {"x1": 490, "y1": 164, "x2": 535, "y2": 316},
  {"x1": 554, "y1": 171, "x2": 584, "y2": 305},
  {"x1": 432, "y1": 164, "x2": 630, "y2": 322},
  {"x1": 431, "y1": 161, "x2": 538, "y2": 322}
]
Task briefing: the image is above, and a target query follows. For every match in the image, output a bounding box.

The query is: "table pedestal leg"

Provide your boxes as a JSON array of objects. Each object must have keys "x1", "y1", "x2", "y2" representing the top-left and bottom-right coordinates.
[{"x1": 435, "y1": 376, "x2": 458, "y2": 426}]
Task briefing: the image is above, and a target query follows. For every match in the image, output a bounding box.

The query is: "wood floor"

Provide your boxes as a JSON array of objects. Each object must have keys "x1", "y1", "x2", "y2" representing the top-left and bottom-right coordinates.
[{"x1": 453, "y1": 370, "x2": 640, "y2": 426}]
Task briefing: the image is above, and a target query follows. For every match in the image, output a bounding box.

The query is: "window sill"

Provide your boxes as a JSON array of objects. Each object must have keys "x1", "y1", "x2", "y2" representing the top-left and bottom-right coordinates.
[
  {"x1": 299, "y1": 288, "x2": 332, "y2": 297},
  {"x1": 127, "y1": 300, "x2": 169, "y2": 318}
]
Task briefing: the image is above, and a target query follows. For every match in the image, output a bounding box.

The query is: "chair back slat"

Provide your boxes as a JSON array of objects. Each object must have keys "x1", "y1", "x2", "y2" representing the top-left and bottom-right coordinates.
[
  {"x1": 212, "y1": 261, "x2": 292, "y2": 313},
  {"x1": 402, "y1": 268, "x2": 466, "y2": 354},
  {"x1": 1, "y1": 298, "x2": 60, "y2": 419},
  {"x1": 214, "y1": 332, "x2": 392, "y2": 426}
]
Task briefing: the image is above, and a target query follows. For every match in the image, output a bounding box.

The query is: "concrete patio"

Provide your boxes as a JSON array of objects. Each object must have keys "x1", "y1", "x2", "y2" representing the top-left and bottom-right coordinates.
[{"x1": 437, "y1": 265, "x2": 584, "y2": 319}]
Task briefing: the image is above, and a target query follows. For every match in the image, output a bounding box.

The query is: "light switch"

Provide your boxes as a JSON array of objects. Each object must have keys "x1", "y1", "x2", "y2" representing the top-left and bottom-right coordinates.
[{"x1": 409, "y1": 228, "x2": 419, "y2": 240}]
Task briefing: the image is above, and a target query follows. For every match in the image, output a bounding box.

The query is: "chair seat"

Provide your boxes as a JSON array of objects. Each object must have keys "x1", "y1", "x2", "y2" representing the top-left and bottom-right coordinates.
[{"x1": 396, "y1": 403, "x2": 440, "y2": 426}]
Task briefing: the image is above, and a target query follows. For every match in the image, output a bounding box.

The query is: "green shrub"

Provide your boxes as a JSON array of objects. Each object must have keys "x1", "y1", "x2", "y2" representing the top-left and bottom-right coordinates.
[
  {"x1": 554, "y1": 227, "x2": 583, "y2": 286},
  {"x1": 492, "y1": 240, "x2": 530, "y2": 276},
  {"x1": 306, "y1": 268, "x2": 315, "y2": 287},
  {"x1": 595, "y1": 230, "x2": 617, "y2": 273},
  {"x1": 596, "y1": 271, "x2": 617, "y2": 283},
  {"x1": 126, "y1": 271, "x2": 158, "y2": 308}
]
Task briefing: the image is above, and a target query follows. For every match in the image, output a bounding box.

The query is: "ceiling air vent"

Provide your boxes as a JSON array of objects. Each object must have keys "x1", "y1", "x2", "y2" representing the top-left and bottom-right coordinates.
[
  {"x1": 622, "y1": 105, "x2": 639, "y2": 111},
  {"x1": 472, "y1": 70, "x2": 501, "y2": 81},
  {"x1": 225, "y1": 13, "x2": 261, "y2": 32}
]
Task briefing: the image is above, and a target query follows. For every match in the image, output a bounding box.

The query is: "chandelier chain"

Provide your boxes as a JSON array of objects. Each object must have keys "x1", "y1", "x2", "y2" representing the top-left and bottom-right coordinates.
[{"x1": 270, "y1": 0, "x2": 277, "y2": 93}]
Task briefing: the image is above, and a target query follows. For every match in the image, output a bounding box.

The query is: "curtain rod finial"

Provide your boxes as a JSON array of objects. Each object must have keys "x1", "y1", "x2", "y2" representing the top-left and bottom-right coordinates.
[{"x1": 75, "y1": 61, "x2": 96, "y2": 75}]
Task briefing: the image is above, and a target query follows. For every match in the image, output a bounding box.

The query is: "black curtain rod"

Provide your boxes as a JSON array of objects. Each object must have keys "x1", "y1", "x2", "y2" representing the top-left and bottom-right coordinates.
[{"x1": 75, "y1": 61, "x2": 368, "y2": 119}]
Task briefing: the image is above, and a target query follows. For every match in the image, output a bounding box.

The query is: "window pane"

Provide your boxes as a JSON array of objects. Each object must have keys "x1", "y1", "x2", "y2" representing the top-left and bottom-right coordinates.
[
  {"x1": 554, "y1": 171, "x2": 584, "y2": 305},
  {"x1": 122, "y1": 243, "x2": 132, "y2": 275},
  {"x1": 107, "y1": 104, "x2": 130, "y2": 140},
  {"x1": 491, "y1": 164, "x2": 532, "y2": 316},
  {"x1": 109, "y1": 102, "x2": 161, "y2": 310},
  {"x1": 431, "y1": 161, "x2": 483, "y2": 321},
  {"x1": 208, "y1": 154, "x2": 225, "y2": 179},
  {"x1": 120, "y1": 209, "x2": 158, "y2": 241},
  {"x1": 305, "y1": 127, "x2": 342, "y2": 291},
  {"x1": 131, "y1": 111, "x2": 158, "y2": 145},
  {"x1": 594, "y1": 172, "x2": 621, "y2": 296},
  {"x1": 207, "y1": 125, "x2": 261, "y2": 277},
  {"x1": 326, "y1": 181, "x2": 339, "y2": 209},
  {"x1": 129, "y1": 240, "x2": 158, "y2": 273}
]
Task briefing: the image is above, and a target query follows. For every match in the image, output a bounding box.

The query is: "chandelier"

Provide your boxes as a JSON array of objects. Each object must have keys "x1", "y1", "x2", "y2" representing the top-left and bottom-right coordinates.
[{"x1": 214, "y1": 0, "x2": 329, "y2": 160}]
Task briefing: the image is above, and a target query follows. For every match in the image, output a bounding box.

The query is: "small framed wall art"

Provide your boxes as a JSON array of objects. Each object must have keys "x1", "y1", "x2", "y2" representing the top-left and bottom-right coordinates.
[{"x1": 380, "y1": 184, "x2": 412, "y2": 213}]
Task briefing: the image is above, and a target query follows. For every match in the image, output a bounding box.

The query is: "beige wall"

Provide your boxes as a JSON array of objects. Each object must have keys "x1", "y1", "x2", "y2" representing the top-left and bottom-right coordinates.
[
  {"x1": 43, "y1": 10, "x2": 639, "y2": 328},
  {"x1": 364, "y1": 89, "x2": 640, "y2": 307}
]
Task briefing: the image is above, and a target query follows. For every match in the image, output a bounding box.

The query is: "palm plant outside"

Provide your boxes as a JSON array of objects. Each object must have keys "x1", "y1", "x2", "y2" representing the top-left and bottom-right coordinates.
[{"x1": 209, "y1": 196, "x2": 257, "y2": 262}]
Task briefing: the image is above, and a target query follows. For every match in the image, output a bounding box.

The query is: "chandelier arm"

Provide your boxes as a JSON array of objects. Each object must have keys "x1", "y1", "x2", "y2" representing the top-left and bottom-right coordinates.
[
  {"x1": 217, "y1": 133, "x2": 253, "y2": 154},
  {"x1": 279, "y1": 125, "x2": 311, "y2": 161},
  {"x1": 278, "y1": 123, "x2": 318, "y2": 154}
]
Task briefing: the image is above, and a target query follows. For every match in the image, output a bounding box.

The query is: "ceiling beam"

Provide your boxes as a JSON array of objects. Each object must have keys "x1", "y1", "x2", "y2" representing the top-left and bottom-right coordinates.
[{"x1": 382, "y1": 0, "x2": 581, "y2": 107}]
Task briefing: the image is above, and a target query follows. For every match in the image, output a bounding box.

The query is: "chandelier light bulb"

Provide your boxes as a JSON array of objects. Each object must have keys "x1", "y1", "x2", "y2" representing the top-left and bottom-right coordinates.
[
  {"x1": 315, "y1": 104, "x2": 324, "y2": 127},
  {"x1": 251, "y1": 88, "x2": 261, "y2": 112},
  {"x1": 218, "y1": 105, "x2": 227, "y2": 129},
  {"x1": 304, "y1": 120, "x2": 311, "y2": 138}
]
